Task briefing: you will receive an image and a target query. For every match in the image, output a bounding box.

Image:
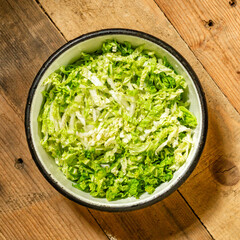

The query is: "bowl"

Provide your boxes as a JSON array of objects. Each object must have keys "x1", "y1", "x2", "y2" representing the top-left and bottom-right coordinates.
[{"x1": 25, "y1": 29, "x2": 207, "y2": 211}]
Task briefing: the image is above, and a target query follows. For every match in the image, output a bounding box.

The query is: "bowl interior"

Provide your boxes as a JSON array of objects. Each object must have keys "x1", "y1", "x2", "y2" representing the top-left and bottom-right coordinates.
[{"x1": 29, "y1": 33, "x2": 203, "y2": 210}]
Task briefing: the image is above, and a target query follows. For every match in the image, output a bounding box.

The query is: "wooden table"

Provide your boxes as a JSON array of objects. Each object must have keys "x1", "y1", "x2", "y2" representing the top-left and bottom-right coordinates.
[{"x1": 1, "y1": 0, "x2": 239, "y2": 239}]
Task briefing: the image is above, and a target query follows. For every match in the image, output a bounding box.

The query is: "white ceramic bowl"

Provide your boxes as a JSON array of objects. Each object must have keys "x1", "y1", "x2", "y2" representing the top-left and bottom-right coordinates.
[{"x1": 25, "y1": 29, "x2": 207, "y2": 211}]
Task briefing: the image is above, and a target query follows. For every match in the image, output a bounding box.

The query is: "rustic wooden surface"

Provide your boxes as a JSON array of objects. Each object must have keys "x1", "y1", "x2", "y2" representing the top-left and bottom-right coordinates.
[
  {"x1": 155, "y1": 0, "x2": 240, "y2": 113},
  {"x1": 0, "y1": 0, "x2": 239, "y2": 239}
]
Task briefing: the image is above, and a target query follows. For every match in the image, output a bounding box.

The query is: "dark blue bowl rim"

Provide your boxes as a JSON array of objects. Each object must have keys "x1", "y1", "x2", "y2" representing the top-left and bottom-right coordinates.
[{"x1": 25, "y1": 28, "x2": 208, "y2": 212}]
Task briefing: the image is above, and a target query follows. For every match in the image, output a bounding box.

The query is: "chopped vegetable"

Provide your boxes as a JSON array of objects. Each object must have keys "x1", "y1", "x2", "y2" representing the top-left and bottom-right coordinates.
[{"x1": 38, "y1": 40, "x2": 197, "y2": 201}]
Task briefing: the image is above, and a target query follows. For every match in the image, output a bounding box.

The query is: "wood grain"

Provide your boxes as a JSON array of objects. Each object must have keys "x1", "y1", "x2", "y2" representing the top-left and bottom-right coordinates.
[
  {"x1": 0, "y1": 94, "x2": 108, "y2": 240},
  {"x1": 0, "y1": 0, "x2": 107, "y2": 239},
  {"x1": 155, "y1": 0, "x2": 240, "y2": 113},
  {"x1": 91, "y1": 192, "x2": 212, "y2": 240},
  {"x1": 0, "y1": 0, "x2": 65, "y2": 118},
  {"x1": 37, "y1": 0, "x2": 240, "y2": 239},
  {"x1": 178, "y1": 100, "x2": 240, "y2": 239}
]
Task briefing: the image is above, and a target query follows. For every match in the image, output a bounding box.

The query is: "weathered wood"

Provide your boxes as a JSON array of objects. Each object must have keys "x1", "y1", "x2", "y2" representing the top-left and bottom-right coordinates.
[
  {"x1": 91, "y1": 192, "x2": 212, "y2": 240},
  {"x1": 155, "y1": 0, "x2": 240, "y2": 113},
  {"x1": 0, "y1": 94, "x2": 108, "y2": 240},
  {"x1": 0, "y1": 0, "x2": 65, "y2": 118},
  {"x1": 37, "y1": 0, "x2": 240, "y2": 239},
  {"x1": 178, "y1": 101, "x2": 240, "y2": 239},
  {"x1": 0, "y1": 0, "x2": 108, "y2": 239}
]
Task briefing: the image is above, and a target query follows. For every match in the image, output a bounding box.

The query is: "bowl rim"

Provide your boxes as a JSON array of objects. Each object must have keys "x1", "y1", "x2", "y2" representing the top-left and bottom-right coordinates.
[{"x1": 25, "y1": 28, "x2": 208, "y2": 212}]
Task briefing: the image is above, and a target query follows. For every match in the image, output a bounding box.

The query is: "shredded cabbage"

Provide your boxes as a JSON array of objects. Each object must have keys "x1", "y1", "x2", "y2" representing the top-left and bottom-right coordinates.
[{"x1": 38, "y1": 40, "x2": 197, "y2": 201}]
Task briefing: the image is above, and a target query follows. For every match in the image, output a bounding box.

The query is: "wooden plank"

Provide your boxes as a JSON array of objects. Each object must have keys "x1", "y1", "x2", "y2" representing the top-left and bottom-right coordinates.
[
  {"x1": 37, "y1": 0, "x2": 240, "y2": 239},
  {"x1": 0, "y1": 95, "x2": 108, "y2": 240},
  {"x1": 91, "y1": 191, "x2": 212, "y2": 240},
  {"x1": 0, "y1": 0, "x2": 108, "y2": 239},
  {"x1": 178, "y1": 101, "x2": 240, "y2": 239},
  {"x1": 0, "y1": 0, "x2": 65, "y2": 118},
  {"x1": 155, "y1": 0, "x2": 240, "y2": 113}
]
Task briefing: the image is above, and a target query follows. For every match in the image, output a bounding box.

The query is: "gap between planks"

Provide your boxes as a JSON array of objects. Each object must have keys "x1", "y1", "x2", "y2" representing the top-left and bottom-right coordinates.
[
  {"x1": 87, "y1": 209, "x2": 111, "y2": 240},
  {"x1": 35, "y1": 0, "x2": 68, "y2": 41},
  {"x1": 153, "y1": 0, "x2": 240, "y2": 115},
  {"x1": 177, "y1": 190, "x2": 215, "y2": 240}
]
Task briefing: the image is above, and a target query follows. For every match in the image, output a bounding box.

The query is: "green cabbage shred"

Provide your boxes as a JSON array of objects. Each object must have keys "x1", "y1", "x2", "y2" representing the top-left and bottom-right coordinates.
[{"x1": 38, "y1": 40, "x2": 197, "y2": 201}]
